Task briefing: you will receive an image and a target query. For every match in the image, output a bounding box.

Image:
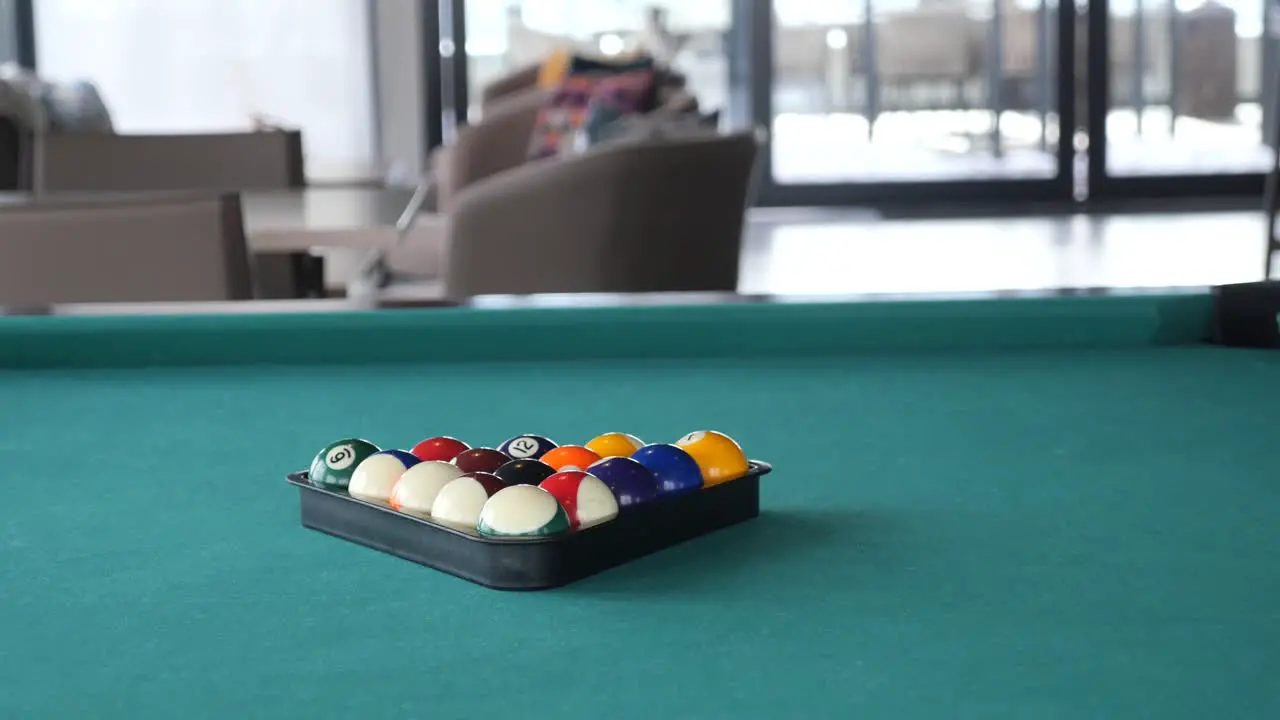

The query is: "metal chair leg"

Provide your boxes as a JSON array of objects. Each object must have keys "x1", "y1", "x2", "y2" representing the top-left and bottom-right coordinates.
[{"x1": 349, "y1": 176, "x2": 436, "y2": 299}]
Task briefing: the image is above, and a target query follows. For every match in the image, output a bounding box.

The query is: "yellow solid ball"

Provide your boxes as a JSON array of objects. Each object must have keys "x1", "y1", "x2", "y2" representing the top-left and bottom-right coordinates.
[
  {"x1": 674, "y1": 430, "x2": 749, "y2": 487},
  {"x1": 585, "y1": 432, "x2": 645, "y2": 459}
]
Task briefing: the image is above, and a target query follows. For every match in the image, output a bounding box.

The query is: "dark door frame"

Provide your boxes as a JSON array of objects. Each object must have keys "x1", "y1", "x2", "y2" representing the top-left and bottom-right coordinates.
[
  {"x1": 421, "y1": 0, "x2": 445, "y2": 155},
  {"x1": 438, "y1": 0, "x2": 469, "y2": 138},
  {"x1": 5, "y1": 0, "x2": 37, "y2": 69}
]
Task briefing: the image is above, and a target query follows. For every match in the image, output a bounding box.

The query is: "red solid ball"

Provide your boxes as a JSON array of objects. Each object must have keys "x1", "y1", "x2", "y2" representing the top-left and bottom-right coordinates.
[{"x1": 411, "y1": 436, "x2": 471, "y2": 462}]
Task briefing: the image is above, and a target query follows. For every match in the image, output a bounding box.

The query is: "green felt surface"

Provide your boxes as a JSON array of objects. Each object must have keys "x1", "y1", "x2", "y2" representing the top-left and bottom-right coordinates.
[{"x1": 1, "y1": 297, "x2": 1278, "y2": 718}]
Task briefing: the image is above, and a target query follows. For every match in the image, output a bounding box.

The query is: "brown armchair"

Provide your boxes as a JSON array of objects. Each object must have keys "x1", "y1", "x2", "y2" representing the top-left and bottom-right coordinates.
[
  {"x1": 443, "y1": 130, "x2": 760, "y2": 297},
  {"x1": 480, "y1": 63, "x2": 542, "y2": 110},
  {"x1": 432, "y1": 89, "x2": 548, "y2": 213}
]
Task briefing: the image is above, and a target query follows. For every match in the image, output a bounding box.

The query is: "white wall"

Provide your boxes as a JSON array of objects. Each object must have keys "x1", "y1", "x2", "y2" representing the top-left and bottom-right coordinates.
[
  {"x1": 370, "y1": 0, "x2": 429, "y2": 185},
  {"x1": 34, "y1": 0, "x2": 378, "y2": 182}
]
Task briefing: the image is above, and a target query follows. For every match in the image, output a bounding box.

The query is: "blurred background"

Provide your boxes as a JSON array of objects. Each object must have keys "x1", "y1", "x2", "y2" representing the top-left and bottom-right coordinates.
[
  {"x1": 19, "y1": 0, "x2": 1277, "y2": 192},
  {"x1": 2, "y1": 0, "x2": 1278, "y2": 301}
]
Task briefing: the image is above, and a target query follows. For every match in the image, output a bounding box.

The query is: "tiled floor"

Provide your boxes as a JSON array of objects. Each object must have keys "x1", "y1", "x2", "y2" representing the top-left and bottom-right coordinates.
[{"x1": 738, "y1": 209, "x2": 1272, "y2": 295}]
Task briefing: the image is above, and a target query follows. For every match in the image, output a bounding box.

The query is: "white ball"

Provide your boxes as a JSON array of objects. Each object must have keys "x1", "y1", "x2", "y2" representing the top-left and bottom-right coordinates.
[
  {"x1": 389, "y1": 461, "x2": 465, "y2": 515},
  {"x1": 567, "y1": 474, "x2": 619, "y2": 529},
  {"x1": 348, "y1": 452, "x2": 418, "y2": 503},
  {"x1": 431, "y1": 475, "x2": 501, "y2": 531},
  {"x1": 477, "y1": 485, "x2": 570, "y2": 537}
]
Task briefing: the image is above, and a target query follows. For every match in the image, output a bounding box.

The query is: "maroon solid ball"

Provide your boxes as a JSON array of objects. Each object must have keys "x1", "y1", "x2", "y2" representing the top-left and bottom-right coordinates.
[
  {"x1": 453, "y1": 448, "x2": 510, "y2": 474},
  {"x1": 459, "y1": 471, "x2": 506, "y2": 496}
]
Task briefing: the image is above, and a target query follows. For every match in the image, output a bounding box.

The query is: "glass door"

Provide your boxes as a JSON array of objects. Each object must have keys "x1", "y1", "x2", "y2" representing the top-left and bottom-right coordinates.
[
  {"x1": 1086, "y1": 0, "x2": 1275, "y2": 199},
  {"x1": 753, "y1": 0, "x2": 1077, "y2": 207}
]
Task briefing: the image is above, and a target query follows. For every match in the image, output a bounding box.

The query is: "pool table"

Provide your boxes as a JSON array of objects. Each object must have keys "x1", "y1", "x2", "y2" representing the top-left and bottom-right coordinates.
[{"x1": 1, "y1": 290, "x2": 1277, "y2": 719}]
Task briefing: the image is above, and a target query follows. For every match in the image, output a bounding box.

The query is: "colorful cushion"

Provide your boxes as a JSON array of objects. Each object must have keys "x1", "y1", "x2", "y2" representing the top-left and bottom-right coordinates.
[
  {"x1": 527, "y1": 68, "x2": 656, "y2": 160},
  {"x1": 580, "y1": 71, "x2": 659, "y2": 146},
  {"x1": 536, "y1": 48, "x2": 573, "y2": 90}
]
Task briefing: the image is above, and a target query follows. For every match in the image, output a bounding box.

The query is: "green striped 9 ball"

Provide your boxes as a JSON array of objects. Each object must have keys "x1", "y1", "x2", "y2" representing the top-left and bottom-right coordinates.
[{"x1": 309, "y1": 438, "x2": 380, "y2": 490}]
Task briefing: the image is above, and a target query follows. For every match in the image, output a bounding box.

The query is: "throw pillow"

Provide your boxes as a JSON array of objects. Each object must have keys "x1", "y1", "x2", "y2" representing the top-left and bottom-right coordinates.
[
  {"x1": 536, "y1": 48, "x2": 573, "y2": 89},
  {"x1": 527, "y1": 67, "x2": 656, "y2": 160},
  {"x1": 0, "y1": 64, "x2": 47, "y2": 132},
  {"x1": 579, "y1": 70, "x2": 659, "y2": 147},
  {"x1": 42, "y1": 80, "x2": 114, "y2": 133}
]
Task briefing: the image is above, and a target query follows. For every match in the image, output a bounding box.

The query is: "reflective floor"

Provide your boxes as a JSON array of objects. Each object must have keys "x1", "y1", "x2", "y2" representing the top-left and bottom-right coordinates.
[
  {"x1": 770, "y1": 108, "x2": 1269, "y2": 183},
  {"x1": 738, "y1": 209, "x2": 1270, "y2": 295}
]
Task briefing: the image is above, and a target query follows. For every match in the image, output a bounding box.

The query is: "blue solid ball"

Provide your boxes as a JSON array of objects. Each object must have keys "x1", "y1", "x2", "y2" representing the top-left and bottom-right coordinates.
[
  {"x1": 631, "y1": 443, "x2": 703, "y2": 496},
  {"x1": 587, "y1": 456, "x2": 659, "y2": 508},
  {"x1": 374, "y1": 449, "x2": 421, "y2": 468}
]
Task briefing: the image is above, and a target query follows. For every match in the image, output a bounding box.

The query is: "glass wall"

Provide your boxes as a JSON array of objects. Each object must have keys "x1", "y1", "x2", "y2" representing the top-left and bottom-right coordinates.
[
  {"x1": 770, "y1": 0, "x2": 1062, "y2": 185},
  {"x1": 463, "y1": 0, "x2": 732, "y2": 121},
  {"x1": 1105, "y1": 0, "x2": 1270, "y2": 178},
  {"x1": 0, "y1": 0, "x2": 17, "y2": 64},
  {"x1": 33, "y1": 0, "x2": 378, "y2": 182},
  {"x1": 19, "y1": 0, "x2": 1260, "y2": 204}
]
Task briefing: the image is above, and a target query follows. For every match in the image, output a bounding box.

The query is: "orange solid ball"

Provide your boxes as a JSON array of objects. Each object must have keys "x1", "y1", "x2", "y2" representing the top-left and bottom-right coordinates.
[{"x1": 540, "y1": 445, "x2": 602, "y2": 472}]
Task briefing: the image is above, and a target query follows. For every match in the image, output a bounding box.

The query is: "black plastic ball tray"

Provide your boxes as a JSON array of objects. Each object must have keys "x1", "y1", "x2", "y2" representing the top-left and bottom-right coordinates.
[{"x1": 286, "y1": 461, "x2": 772, "y2": 590}]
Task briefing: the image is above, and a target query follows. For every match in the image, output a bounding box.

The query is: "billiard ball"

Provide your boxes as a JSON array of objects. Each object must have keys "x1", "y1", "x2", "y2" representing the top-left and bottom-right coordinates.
[
  {"x1": 430, "y1": 472, "x2": 505, "y2": 530},
  {"x1": 493, "y1": 458, "x2": 556, "y2": 487},
  {"x1": 309, "y1": 438, "x2": 380, "y2": 490},
  {"x1": 540, "y1": 445, "x2": 603, "y2": 472},
  {"x1": 674, "y1": 430, "x2": 750, "y2": 487},
  {"x1": 477, "y1": 485, "x2": 571, "y2": 538},
  {"x1": 497, "y1": 434, "x2": 558, "y2": 460},
  {"x1": 585, "y1": 432, "x2": 645, "y2": 458},
  {"x1": 348, "y1": 450, "x2": 420, "y2": 503},
  {"x1": 389, "y1": 460, "x2": 465, "y2": 515},
  {"x1": 453, "y1": 448, "x2": 510, "y2": 474},
  {"x1": 539, "y1": 471, "x2": 619, "y2": 529},
  {"x1": 410, "y1": 436, "x2": 470, "y2": 462},
  {"x1": 631, "y1": 443, "x2": 703, "y2": 496},
  {"x1": 586, "y1": 457, "x2": 659, "y2": 508}
]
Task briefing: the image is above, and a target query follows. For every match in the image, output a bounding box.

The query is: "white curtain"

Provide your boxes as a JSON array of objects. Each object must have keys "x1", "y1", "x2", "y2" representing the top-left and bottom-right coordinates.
[{"x1": 34, "y1": 0, "x2": 377, "y2": 182}]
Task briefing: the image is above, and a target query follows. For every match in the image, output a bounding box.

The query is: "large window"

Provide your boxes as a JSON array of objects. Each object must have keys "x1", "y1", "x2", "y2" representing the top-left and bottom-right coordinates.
[
  {"x1": 770, "y1": 0, "x2": 1061, "y2": 185},
  {"x1": 1105, "y1": 0, "x2": 1268, "y2": 177},
  {"x1": 442, "y1": 0, "x2": 1271, "y2": 208},
  {"x1": 33, "y1": 0, "x2": 378, "y2": 182}
]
